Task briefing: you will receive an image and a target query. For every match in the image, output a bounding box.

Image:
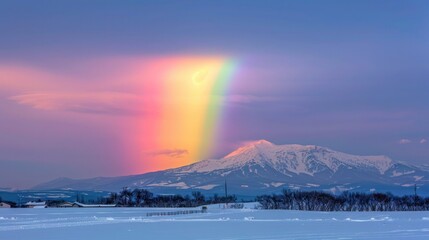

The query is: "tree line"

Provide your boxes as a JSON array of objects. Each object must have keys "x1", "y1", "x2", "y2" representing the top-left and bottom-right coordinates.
[
  {"x1": 5, "y1": 188, "x2": 429, "y2": 211},
  {"x1": 257, "y1": 190, "x2": 429, "y2": 211},
  {"x1": 100, "y1": 187, "x2": 237, "y2": 207}
]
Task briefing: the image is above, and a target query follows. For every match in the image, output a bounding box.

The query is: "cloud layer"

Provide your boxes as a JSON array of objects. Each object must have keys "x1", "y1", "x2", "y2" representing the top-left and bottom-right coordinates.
[
  {"x1": 10, "y1": 92, "x2": 144, "y2": 115},
  {"x1": 144, "y1": 149, "x2": 189, "y2": 159},
  {"x1": 399, "y1": 139, "x2": 412, "y2": 144}
]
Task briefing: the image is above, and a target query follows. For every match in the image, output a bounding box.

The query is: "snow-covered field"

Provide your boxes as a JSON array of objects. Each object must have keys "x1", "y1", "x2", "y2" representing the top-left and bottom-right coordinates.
[{"x1": 1, "y1": 204, "x2": 429, "y2": 240}]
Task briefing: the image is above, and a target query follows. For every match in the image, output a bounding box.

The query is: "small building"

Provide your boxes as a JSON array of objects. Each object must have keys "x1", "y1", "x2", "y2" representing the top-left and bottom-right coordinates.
[
  {"x1": 25, "y1": 201, "x2": 46, "y2": 208},
  {"x1": 0, "y1": 202, "x2": 11, "y2": 208}
]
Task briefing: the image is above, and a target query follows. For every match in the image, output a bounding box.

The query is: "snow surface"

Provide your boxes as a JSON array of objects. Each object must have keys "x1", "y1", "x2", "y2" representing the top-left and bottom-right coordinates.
[
  {"x1": 147, "y1": 181, "x2": 191, "y2": 189},
  {"x1": 1, "y1": 206, "x2": 429, "y2": 240},
  {"x1": 392, "y1": 170, "x2": 415, "y2": 177}
]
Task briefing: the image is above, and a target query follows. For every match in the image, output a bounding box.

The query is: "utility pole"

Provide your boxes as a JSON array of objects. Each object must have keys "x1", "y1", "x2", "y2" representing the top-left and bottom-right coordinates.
[
  {"x1": 224, "y1": 179, "x2": 228, "y2": 208},
  {"x1": 224, "y1": 179, "x2": 228, "y2": 199},
  {"x1": 18, "y1": 194, "x2": 22, "y2": 208},
  {"x1": 414, "y1": 184, "x2": 417, "y2": 211}
]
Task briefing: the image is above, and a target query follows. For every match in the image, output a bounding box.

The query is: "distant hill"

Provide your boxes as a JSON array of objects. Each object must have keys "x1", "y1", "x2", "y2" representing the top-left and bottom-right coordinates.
[
  {"x1": 0, "y1": 189, "x2": 110, "y2": 203},
  {"x1": 33, "y1": 140, "x2": 429, "y2": 196}
]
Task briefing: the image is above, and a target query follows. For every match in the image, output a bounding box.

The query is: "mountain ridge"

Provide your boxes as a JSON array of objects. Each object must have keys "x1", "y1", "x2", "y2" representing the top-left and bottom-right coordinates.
[
  {"x1": 33, "y1": 140, "x2": 429, "y2": 196},
  {"x1": 177, "y1": 140, "x2": 393, "y2": 175}
]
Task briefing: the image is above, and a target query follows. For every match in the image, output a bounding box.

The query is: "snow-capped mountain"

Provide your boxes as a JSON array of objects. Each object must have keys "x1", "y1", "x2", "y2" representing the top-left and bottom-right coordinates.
[{"x1": 34, "y1": 140, "x2": 429, "y2": 196}]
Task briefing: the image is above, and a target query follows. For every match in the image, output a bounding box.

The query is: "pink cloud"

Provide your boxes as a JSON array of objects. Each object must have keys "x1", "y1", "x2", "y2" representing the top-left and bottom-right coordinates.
[
  {"x1": 144, "y1": 149, "x2": 189, "y2": 158},
  {"x1": 10, "y1": 92, "x2": 145, "y2": 115},
  {"x1": 0, "y1": 64, "x2": 75, "y2": 93},
  {"x1": 420, "y1": 139, "x2": 427, "y2": 144},
  {"x1": 0, "y1": 61, "x2": 148, "y2": 115}
]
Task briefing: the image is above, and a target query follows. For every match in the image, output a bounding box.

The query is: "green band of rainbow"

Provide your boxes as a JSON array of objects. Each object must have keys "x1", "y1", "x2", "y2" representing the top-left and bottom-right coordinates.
[{"x1": 198, "y1": 60, "x2": 238, "y2": 160}]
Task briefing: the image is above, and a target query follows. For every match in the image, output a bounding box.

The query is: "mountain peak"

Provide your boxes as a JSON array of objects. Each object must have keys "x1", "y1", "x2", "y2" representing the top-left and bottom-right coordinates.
[
  {"x1": 224, "y1": 139, "x2": 274, "y2": 158},
  {"x1": 250, "y1": 139, "x2": 274, "y2": 146}
]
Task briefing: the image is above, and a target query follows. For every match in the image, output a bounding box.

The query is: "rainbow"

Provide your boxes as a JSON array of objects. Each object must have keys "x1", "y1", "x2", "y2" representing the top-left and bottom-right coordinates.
[
  {"x1": 137, "y1": 57, "x2": 238, "y2": 171},
  {"x1": 198, "y1": 60, "x2": 237, "y2": 161}
]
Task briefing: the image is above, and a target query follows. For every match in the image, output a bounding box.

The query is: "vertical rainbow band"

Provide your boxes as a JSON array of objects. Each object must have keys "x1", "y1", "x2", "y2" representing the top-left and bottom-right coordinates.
[
  {"x1": 198, "y1": 60, "x2": 238, "y2": 160},
  {"x1": 137, "y1": 57, "x2": 238, "y2": 172}
]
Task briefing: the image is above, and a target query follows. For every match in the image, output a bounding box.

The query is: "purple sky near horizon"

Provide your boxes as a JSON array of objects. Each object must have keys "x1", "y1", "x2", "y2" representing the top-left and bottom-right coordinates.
[{"x1": 0, "y1": 0, "x2": 428, "y2": 188}]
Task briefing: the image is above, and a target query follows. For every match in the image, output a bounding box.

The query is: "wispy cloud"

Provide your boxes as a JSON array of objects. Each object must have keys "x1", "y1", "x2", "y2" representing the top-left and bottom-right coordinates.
[
  {"x1": 0, "y1": 65, "x2": 70, "y2": 92},
  {"x1": 398, "y1": 139, "x2": 412, "y2": 144},
  {"x1": 420, "y1": 139, "x2": 427, "y2": 144},
  {"x1": 10, "y1": 92, "x2": 144, "y2": 115},
  {"x1": 144, "y1": 149, "x2": 189, "y2": 158}
]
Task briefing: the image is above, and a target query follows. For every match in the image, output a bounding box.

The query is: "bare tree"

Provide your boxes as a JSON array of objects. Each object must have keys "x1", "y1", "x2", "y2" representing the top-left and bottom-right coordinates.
[{"x1": 119, "y1": 187, "x2": 133, "y2": 206}]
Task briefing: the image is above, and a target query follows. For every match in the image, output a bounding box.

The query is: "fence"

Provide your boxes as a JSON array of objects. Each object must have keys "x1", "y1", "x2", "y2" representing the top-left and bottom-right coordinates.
[{"x1": 146, "y1": 209, "x2": 205, "y2": 217}]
